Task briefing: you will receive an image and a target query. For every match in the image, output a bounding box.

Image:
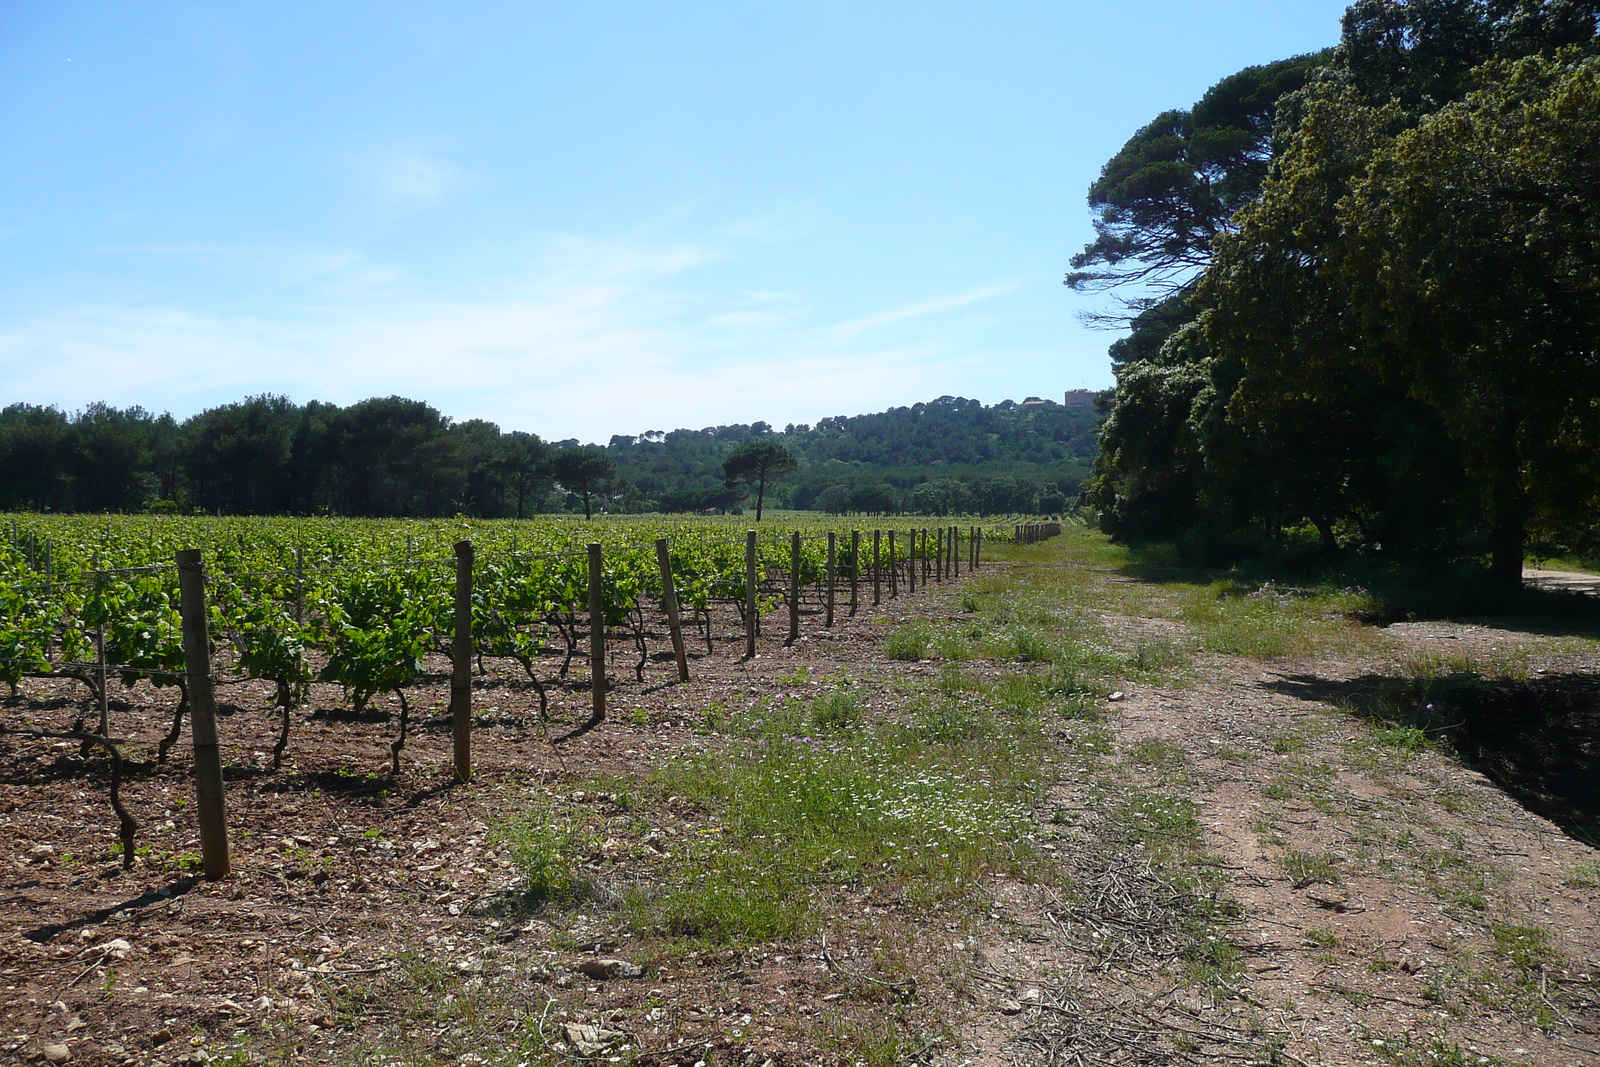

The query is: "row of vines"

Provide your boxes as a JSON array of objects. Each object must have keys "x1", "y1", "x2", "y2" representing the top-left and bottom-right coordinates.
[
  {"x1": 0, "y1": 514, "x2": 1052, "y2": 870},
  {"x1": 1, "y1": 515, "x2": 1029, "y2": 734}
]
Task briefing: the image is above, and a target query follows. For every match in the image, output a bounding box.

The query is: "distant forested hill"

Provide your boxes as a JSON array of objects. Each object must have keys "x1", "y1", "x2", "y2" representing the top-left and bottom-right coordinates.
[
  {"x1": 0, "y1": 391, "x2": 1099, "y2": 517},
  {"x1": 598, "y1": 393, "x2": 1098, "y2": 514}
]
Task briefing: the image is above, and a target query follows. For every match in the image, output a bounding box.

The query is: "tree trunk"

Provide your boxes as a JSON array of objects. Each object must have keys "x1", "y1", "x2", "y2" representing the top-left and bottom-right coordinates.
[
  {"x1": 1489, "y1": 513, "x2": 1524, "y2": 586},
  {"x1": 1312, "y1": 517, "x2": 1339, "y2": 554},
  {"x1": 755, "y1": 475, "x2": 766, "y2": 522},
  {"x1": 1487, "y1": 421, "x2": 1526, "y2": 587},
  {"x1": 582, "y1": 485, "x2": 592, "y2": 520}
]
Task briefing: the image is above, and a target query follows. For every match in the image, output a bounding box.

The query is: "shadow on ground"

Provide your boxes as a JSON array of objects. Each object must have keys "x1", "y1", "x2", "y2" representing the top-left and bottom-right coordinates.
[
  {"x1": 1266, "y1": 670, "x2": 1600, "y2": 845},
  {"x1": 1116, "y1": 545, "x2": 1600, "y2": 638},
  {"x1": 250, "y1": 768, "x2": 397, "y2": 802},
  {"x1": 24, "y1": 874, "x2": 204, "y2": 943}
]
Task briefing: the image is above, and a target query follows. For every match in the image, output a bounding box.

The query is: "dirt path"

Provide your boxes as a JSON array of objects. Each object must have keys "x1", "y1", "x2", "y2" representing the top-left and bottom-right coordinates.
[
  {"x1": 4, "y1": 547, "x2": 1599, "y2": 1066},
  {"x1": 1526, "y1": 567, "x2": 1600, "y2": 598}
]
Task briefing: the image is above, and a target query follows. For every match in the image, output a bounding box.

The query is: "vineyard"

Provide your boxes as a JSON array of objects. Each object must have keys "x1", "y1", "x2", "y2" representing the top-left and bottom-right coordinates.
[
  {"x1": 0, "y1": 514, "x2": 1057, "y2": 873},
  {"x1": 5, "y1": 518, "x2": 1596, "y2": 1067}
]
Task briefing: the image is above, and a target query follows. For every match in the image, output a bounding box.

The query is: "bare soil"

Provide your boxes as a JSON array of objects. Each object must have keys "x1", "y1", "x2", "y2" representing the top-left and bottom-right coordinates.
[{"x1": 4, "y1": 553, "x2": 1599, "y2": 1066}]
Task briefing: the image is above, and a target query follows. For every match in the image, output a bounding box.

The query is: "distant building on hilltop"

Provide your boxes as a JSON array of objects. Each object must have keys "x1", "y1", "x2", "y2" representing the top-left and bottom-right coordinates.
[
  {"x1": 1021, "y1": 396, "x2": 1048, "y2": 407},
  {"x1": 1063, "y1": 389, "x2": 1096, "y2": 411}
]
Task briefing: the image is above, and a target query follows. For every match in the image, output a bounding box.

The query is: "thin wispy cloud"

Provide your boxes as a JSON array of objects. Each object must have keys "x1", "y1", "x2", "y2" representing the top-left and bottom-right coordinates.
[
  {"x1": 531, "y1": 234, "x2": 724, "y2": 283},
  {"x1": 91, "y1": 243, "x2": 369, "y2": 285},
  {"x1": 829, "y1": 281, "x2": 1022, "y2": 340},
  {"x1": 1, "y1": 223, "x2": 1030, "y2": 440},
  {"x1": 357, "y1": 150, "x2": 470, "y2": 212}
]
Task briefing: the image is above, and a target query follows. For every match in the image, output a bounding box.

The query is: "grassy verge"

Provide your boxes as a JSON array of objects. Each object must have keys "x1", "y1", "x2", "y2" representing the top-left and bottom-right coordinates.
[{"x1": 631, "y1": 677, "x2": 1050, "y2": 944}]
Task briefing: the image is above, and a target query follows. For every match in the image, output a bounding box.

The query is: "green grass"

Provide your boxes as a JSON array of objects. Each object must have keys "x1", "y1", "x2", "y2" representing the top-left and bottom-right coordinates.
[
  {"x1": 1127, "y1": 736, "x2": 1187, "y2": 771},
  {"x1": 1175, "y1": 579, "x2": 1376, "y2": 660},
  {"x1": 1269, "y1": 732, "x2": 1307, "y2": 755},
  {"x1": 1564, "y1": 859, "x2": 1600, "y2": 888},
  {"x1": 990, "y1": 528, "x2": 1385, "y2": 662},
  {"x1": 1489, "y1": 922, "x2": 1555, "y2": 974},
  {"x1": 931, "y1": 624, "x2": 981, "y2": 661},
  {"x1": 884, "y1": 622, "x2": 932, "y2": 661},
  {"x1": 630, "y1": 680, "x2": 1053, "y2": 946},
  {"x1": 491, "y1": 807, "x2": 598, "y2": 907},
  {"x1": 1372, "y1": 724, "x2": 1430, "y2": 755},
  {"x1": 1368, "y1": 1031, "x2": 1509, "y2": 1067},
  {"x1": 1125, "y1": 635, "x2": 1190, "y2": 682},
  {"x1": 1400, "y1": 647, "x2": 1532, "y2": 682},
  {"x1": 1105, "y1": 789, "x2": 1202, "y2": 867},
  {"x1": 1283, "y1": 850, "x2": 1340, "y2": 887}
]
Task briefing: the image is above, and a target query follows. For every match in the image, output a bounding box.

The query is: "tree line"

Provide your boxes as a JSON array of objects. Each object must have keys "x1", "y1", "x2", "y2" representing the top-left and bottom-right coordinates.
[
  {"x1": 1076, "y1": 0, "x2": 1600, "y2": 581},
  {"x1": 605, "y1": 393, "x2": 1093, "y2": 515},
  {"x1": 0, "y1": 391, "x2": 1095, "y2": 517}
]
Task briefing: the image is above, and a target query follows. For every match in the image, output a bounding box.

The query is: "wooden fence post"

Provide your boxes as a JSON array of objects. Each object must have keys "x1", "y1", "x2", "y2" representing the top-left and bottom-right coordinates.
[
  {"x1": 952, "y1": 526, "x2": 959, "y2": 579},
  {"x1": 745, "y1": 530, "x2": 758, "y2": 659},
  {"x1": 587, "y1": 542, "x2": 606, "y2": 722},
  {"x1": 294, "y1": 547, "x2": 305, "y2": 627},
  {"x1": 43, "y1": 539, "x2": 53, "y2": 660},
  {"x1": 788, "y1": 532, "x2": 801, "y2": 645},
  {"x1": 850, "y1": 530, "x2": 861, "y2": 616},
  {"x1": 907, "y1": 530, "x2": 916, "y2": 594},
  {"x1": 873, "y1": 530, "x2": 882, "y2": 605},
  {"x1": 175, "y1": 549, "x2": 231, "y2": 880},
  {"x1": 825, "y1": 532, "x2": 836, "y2": 628},
  {"x1": 451, "y1": 540, "x2": 473, "y2": 783},
  {"x1": 92, "y1": 557, "x2": 108, "y2": 737},
  {"x1": 889, "y1": 531, "x2": 898, "y2": 598},
  {"x1": 655, "y1": 538, "x2": 690, "y2": 682},
  {"x1": 293, "y1": 546, "x2": 308, "y2": 705}
]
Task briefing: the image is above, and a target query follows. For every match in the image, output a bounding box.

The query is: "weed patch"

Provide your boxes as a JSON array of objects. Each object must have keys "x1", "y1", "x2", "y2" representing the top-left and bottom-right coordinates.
[
  {"x1": 492, "y1": 807, "x2": 597, "y2": 907},
  {"x1": 637, "y1": 676, "x2": 1054, "y2": 946},
  {"x1": 1283, "y1": 850, "x2": 1340, "y2": 887},
  {"x1": 885, "y1": 623, "x2": 931, "y2": 661},
  {"x1": 1564, "y1": 859, "x2": 1600, "y2": 888}
]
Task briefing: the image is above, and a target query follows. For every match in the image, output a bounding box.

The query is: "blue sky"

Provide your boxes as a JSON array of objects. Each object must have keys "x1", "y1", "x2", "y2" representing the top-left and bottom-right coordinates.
[{"x1": 0, "y1": 2, "x2": 1351, "y2": 442}]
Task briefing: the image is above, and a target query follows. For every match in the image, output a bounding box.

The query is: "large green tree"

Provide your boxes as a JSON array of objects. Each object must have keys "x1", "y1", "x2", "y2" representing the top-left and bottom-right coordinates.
[
  {"x1": 1343, "y1": 52, "x2": 1600, "y2": 580},
  {"x1": 498, "y1": 431, "x2": 552, "y2": 520},
  {"x1": 0, "y1": 405, "x2": 71, "y2": 511},
  {"x1": 553, "y1": 446, "x2": 617, "y2": 520},
  {"x1": 1080, "y1": 0, "x2": 1600, "y2": 569},
  {"x1": 181, "y1": 395, "x2": 298, "y2": 513},
  {"x1": 69, "y1": 403, "x2": 165, "y2": 513},
  {"x1": 1075, "y1": 55, "x2": 1331, "y2": 538},
  {"x1": 722, "y1": 440, "x2": 797, "y2": 521},
  {"x1": 1066, "y1": 52, "x2": 1330, "y2": 303},
  {"x1": 1339, "y1": 0, "x2": 1599, "y2": 110}
]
